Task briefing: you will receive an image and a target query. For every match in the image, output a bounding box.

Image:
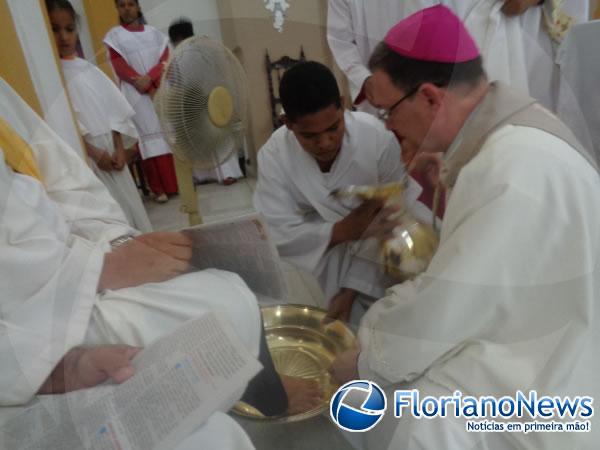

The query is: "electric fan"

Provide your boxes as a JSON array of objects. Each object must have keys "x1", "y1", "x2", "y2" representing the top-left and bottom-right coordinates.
[{"x1": 155, "y1": 36, "x2": 249, "y2": 224}]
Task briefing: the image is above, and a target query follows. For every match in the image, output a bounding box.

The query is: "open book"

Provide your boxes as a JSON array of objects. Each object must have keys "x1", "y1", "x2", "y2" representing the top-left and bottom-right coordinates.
[
  {"x1": 183, "y1": 213, "x2": 289, "y2": 304},
  {"x1": 0, "y1": 312, "x2": 262, "y2": 450}
]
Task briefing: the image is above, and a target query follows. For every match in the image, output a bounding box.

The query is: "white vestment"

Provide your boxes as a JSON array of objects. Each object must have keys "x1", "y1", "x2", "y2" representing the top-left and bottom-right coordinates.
[
  {"x1": 61, "y1": 57, "x2": 152, "y2": 233},
  {"x1": 556, "y1": 20, "x2": 599, "y2": 165},
  {"x1": 357, "y1": 123, "x2": 600, "y2": 448},
  {"x1": 253, "y1": 111, "x2": 427, "y2": 303},
  {"x1": 327, "y1": 0, "x2": 587, "y2": 111},
  {"x1": 104, "y1": 26, "x2": 171, "y2": 160},
  {"x1": 0, "y1": 79, "x2": 257, "y2": 449},
  {"x1": 518, "y1": 1, "x2": 589, "y2": 111}
]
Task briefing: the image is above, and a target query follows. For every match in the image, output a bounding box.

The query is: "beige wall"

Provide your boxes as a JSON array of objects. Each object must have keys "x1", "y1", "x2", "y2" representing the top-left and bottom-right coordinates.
[
  {"x1": 593, "y1": 0, "x2": 600, "y2": 18},
  {"x1": 82, "y1": 0, "x2": 120, "y2": 78},
  {"x1": 217, "y1": 0, "x2": 349, "y2": 175}
]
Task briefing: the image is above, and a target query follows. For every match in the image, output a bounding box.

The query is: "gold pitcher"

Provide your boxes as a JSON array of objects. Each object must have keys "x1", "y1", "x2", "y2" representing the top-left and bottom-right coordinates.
[{"x1": 332, "y1": 182, "x2": 439, "y2": 281}]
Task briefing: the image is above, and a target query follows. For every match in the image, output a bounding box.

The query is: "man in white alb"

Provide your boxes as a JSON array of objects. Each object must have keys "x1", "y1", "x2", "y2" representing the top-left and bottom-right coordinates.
[{"x1": 253, "y1": 61, "x2": 430, "y2": 322}]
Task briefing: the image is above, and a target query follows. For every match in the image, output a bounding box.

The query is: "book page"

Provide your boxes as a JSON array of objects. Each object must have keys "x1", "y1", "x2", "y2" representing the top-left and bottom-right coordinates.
[
  {"x1": 184, "y1": 213, "x2": 288, "y2": 302},
  {"x1": 0, "y1": 312, "x2": 262, "y2": 450}
]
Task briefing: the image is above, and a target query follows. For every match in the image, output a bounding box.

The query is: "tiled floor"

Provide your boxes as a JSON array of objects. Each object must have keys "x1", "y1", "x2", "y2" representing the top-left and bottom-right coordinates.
[{"x1": 144, "y1": 178, "x2": 326, "y2": 308}]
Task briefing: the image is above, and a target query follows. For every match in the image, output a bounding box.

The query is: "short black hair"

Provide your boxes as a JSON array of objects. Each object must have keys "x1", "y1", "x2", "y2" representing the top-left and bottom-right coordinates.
[
  {"x1": 368, "y1": 42, "x2": 486, "y2": 91},
  {"x1": 45, "y1": 0, "x2": 77, "y2": 21},
  {"x1": 169, "y1": 18, "x2": 194, "y2": 44},
  {"x1": 279, "y1": 61, "x2": 341, "y2": 123}
]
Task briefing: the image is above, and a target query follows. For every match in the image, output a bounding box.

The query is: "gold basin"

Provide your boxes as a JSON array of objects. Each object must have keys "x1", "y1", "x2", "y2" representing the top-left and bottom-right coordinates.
[{"x1": 232, "y1": 305, "x2": 358, "y2": 423}]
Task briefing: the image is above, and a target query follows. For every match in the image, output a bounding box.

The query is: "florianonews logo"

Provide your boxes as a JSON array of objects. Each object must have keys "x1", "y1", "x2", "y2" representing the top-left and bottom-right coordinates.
[
  {"x1": 330, "y1": 380, "x2": 387, "y2": 432},
  {"x1": 330, "y1": 384, "x2": 594, "y2": 434}
]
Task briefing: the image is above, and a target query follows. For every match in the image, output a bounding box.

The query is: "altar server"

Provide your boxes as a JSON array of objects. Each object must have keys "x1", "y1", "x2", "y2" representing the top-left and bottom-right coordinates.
[
  {"x1": 104, "y1": 0, "x2": 177, "y2": 203},
  {"x1": 254, "y1": 61, "x2": 430, "y2": 321}
]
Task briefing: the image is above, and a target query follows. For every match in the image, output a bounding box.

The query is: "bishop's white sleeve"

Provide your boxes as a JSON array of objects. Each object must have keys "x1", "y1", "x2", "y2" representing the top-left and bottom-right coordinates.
[
  {"x1": 253, "y1": 147, "x2": 334, "y2": 274},
  {"x1": 327, "y1": 0, "x2": 372, "y2": 102},
  {"x1": 0, "y1": 161, "x2": 108, "y2": 405}
]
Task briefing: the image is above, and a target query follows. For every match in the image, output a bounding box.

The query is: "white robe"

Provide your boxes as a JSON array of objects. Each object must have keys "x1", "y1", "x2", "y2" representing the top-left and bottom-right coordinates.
[
  {"x1": 104, "y1": 26, "x2": 171, "y2": 160},
  {"x1": 0, "y1": 79, "x2": 257, "y2": 449},
  {"x1": 253, "y1": 111, "x2": 427, "y2": 303},
  {"x1": 518, "y1": 1, "x2": 589, "y2": 111},
  {"x1": 356, "y1": 124, "x2": 600, "y2": 449},
  {"x1": 326, "y1": 0, "x2": 585, "y2": 111},
  {"x1": 556, "y1": 20, "x2": 599, "y2": 165},
  {"x1": 61, "y1": 57, "x2": 152, "y2": 233}
]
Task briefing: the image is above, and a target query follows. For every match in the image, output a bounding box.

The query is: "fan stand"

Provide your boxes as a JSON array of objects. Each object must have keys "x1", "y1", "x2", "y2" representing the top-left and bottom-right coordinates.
[
  {"x1": 155, "y1": 38, "x2": 248, "y2": 227},
  {"x1": 173, "y1": 155, "x2": 202, "y2": 226}
]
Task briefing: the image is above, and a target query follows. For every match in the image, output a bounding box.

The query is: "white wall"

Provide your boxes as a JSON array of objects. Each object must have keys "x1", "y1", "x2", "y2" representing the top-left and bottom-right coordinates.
[{"x1": 141, "y1": 0, "x2": 223, "y2": 42}]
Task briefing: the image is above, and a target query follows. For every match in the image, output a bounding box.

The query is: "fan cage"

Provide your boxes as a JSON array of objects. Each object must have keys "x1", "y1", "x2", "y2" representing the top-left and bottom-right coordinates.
[{"x1": 156, "y1": 36, "x2": 249, "y2": 170}]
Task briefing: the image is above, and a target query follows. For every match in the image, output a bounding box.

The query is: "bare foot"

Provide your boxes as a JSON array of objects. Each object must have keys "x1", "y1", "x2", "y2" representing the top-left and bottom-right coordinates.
[{"x1": 281, "y1": 375, "x2": 323, "y2": 415}]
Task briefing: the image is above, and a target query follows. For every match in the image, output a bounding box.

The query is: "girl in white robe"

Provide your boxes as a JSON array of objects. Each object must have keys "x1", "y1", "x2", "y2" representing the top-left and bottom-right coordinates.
[
  {"x1": 48, "y1": 1, "x2": 152, "y2": 232},
  {"x1": 61, "y1": 57, "x2": 152, "y2": 232}
]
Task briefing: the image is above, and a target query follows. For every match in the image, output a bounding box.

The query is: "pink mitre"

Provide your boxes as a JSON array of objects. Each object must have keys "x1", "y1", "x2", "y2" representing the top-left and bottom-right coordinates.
[{"x1": 384, "y1": 5, "x2": 480, "y2": 63}]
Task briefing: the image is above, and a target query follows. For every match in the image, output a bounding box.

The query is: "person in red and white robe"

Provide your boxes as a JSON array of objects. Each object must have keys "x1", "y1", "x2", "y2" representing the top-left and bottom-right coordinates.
[{"x1": 104, "y1": 0, "x2": 177, "y2": 203}]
